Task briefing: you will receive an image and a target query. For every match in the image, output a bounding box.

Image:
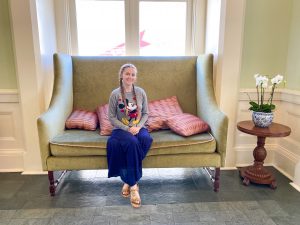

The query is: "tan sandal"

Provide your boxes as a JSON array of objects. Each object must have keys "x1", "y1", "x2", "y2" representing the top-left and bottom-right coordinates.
[
  {"x1": 130, "y1": 185, "x2": 141, "y2": 208},
  {"x1": 121, "y1": 183, "x2": 130, "y2": 198}
]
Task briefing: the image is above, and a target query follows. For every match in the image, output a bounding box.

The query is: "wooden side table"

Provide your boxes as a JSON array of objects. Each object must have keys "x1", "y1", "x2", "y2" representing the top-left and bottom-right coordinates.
[{"x1": 237, "y1": 120, "x2": 291, "y2": 189}]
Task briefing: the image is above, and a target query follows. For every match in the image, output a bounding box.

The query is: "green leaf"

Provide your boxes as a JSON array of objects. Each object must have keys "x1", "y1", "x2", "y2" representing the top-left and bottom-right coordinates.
[
  {"x1": 270, "y1": 104, "x2": 275, "y2": 110},
  {"x1": 249, "y1": 101, "x2": 259, "y2": 107}
]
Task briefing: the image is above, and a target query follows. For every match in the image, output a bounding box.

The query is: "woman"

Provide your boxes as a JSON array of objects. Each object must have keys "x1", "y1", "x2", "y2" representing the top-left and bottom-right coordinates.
[{"x1": 107, "y1": 63, "x2": 153, "y2": 208}]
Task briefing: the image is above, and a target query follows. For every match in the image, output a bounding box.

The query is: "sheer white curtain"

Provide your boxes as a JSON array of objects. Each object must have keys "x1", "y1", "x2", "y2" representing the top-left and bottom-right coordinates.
[{"x1": 186, "y1": 0, "x2": 206, "y2": 56}]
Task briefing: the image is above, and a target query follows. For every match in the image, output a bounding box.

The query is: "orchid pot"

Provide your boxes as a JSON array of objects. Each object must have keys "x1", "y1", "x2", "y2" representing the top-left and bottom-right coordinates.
[{"x1": 252, "y1": 111, "x2": 274, "y2": 128}]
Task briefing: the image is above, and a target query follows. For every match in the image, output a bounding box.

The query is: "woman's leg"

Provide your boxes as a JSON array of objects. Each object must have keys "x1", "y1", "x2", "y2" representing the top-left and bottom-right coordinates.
[
  {"x1": 136, "y1": 128, "x2": 153, "y2": 159},
  {"x1": 106, "y1": 129, "x2": 144, "y2": 186}
]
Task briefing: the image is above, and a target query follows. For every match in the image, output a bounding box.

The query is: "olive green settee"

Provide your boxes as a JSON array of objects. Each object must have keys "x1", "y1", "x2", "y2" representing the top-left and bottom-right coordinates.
[{"x1": 37, "y1": 53, "x2": 228, "y2": 196}]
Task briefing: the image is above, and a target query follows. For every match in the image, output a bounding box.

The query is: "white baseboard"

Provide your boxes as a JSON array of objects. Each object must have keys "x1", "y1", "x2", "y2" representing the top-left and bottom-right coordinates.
[
  {"x1": 290, "y1": 182, "x2": 300, "y2": 192},
  {"x1": 0, "y1": 150, "x2": 24, "y2": 172},
  {"x1": 221, "y1": 167, "x2": 238, "y2": 170},
  {"x1": 21, "y1": 171, "x2": 48, "y2": 175}
]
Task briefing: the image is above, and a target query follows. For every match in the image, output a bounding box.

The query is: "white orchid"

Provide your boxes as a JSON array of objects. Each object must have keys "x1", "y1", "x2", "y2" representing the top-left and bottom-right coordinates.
[
  {"x1": 254, "y1": 74, "x2": 269, "y2": 88},
  {"x1": 249, "y1": 73, "x2": 284, "y2": 112},
  {"x1": 271, "y1": 74, "x2": 283, "y2": 85}
]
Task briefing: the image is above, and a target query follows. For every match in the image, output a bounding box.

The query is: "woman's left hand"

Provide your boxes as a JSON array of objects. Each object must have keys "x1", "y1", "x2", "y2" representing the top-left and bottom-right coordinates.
[{"x1": 128, "y1": 126, "x2": 141, "y2": 135}]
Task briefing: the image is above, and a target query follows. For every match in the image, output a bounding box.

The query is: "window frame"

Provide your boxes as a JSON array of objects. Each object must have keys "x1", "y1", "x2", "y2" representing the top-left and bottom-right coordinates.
[{"x1": 54, "y1": 0, "x2": 206, "y2": 56}]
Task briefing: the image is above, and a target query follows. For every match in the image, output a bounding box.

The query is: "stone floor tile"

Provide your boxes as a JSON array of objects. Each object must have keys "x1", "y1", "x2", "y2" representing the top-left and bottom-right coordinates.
[
  {"x1": 92, "y1": 215, "x2": 115, "y2": 225},
  {"x1": 0, "y1": 198, "x2": 26, "y2": 210},
  {"x1": 0, "y1": 219, "x2": 11, "y2": 225},
  {"x1": 8, "y1": 218, "x2": 51, "y2": 225},
  {"x1": 271, "y1": 215, "x2": 300, "y2": 225},
  {"x1": 224, "y1": 221, "x2": 252, "y2": 225},
  {"x1": 194, "y1": 202, "x2": 210, "y2": 212},
  {"x1": 0, "y1": 209, "x2": 16, "y2": 219},
  {"x1": 205, "y1": 202, "x2": 234, "y2": 211},
  {"x1": 21, "y1": 195, "x2": 57, "y2": 209},
  {"x1": 54, "y1": 195, "x2": 106, "y2": 208},
  {"x1": 258, "y1": 200, "x2": 289, "y2": 217},
  {"x1": 48, "y1": 216, "x2": 93, "y2": 225},
  {"x1": 53, "y1": 207, "x2": 97, "y2": 218},
  {"x1": 173, "y1": 212, "x2": 200, "y2": 223},
  {"x1": 13, "y1": 208, "x2": 56, "y2": 219},
  {"x1": 102, "y1": 205, "x2": 134, "y2": 216},
  {"x1": 154, "y1": 204, "x2": 173, "y2": 214},
  {"x1": 171, "y1": 203, "x2": 198, "y2": 213},
  {"x1": 115, "y1": 214, "x2": 151, "y2": 225},
  {"x1": 0, "y1": 181, "x2": 24, "y2": 199},
  {"x1": 174, "y1": 223, "x2": 201, "y2": 225},
  {"x1": 149, "y1": 213, "x2": 174, "y2": 225},
  {"x1": 228, "y1": 200, "x2": 259, "y2": 211},
  {"x1": 251, "y1": 218, "x2": 277, "y2": 225},
  {"x1": 198, "y1": 211, "x2": 217, "y2": 222},
  {"x1": 243, "y1": 208, "x2": 274, "y2": 224}
]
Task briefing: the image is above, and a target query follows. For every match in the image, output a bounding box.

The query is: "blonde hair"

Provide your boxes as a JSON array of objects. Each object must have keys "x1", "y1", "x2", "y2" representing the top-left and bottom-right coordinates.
[{"x1": 119, "y1": 64, "x2": 139, "y2": 118}]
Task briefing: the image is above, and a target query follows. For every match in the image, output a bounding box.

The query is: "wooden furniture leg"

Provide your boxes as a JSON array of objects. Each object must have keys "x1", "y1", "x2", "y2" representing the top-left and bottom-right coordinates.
[
  {"x1": 204, "y1": 167, "x2": 220, "y2": 192},
  {"x1": 239, "y1": 136, "x2": 277, "y2": 189},
  {"x1": 48, "y1": 170, "x2": 68, "y2": 196}
]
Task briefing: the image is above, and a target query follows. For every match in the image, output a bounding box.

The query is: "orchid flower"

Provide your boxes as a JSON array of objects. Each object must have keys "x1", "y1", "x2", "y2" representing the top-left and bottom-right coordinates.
[{"x1": 249, "y1": 73, "x2": 284, "y2": 113}]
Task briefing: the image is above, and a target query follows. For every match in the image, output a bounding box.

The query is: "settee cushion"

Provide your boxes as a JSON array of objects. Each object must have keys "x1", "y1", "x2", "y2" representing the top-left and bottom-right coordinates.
[
  {"x1": 50, "y1": 129, "x2": 216, "y2": 157},
  {"x1": 96, "y1": 104, "x2": 113, "y2": 136},
  {"x1": 65, "y1": 109, "x2": 98, "y2": 131},
  {"x1": 146, "y1": 96, "x2": 183, "y2": 131},
  {"x1": 166, "y1": 113, "x2": 209, "y2": 136}
]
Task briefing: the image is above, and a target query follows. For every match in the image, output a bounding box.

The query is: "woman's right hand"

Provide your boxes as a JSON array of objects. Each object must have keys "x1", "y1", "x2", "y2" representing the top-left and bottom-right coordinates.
[{"x1": 128, "y1": 127, "x2": 141, "y2": 135}]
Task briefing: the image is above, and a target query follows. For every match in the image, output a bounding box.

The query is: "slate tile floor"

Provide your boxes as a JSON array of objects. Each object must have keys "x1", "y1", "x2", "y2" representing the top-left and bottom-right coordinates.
[{"x1": 0, "y1": 167, "x2": 300, "y2": 225}]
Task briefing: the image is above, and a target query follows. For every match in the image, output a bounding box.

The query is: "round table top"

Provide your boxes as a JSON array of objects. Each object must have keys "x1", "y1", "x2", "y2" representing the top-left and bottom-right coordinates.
[{"x1": 237, "y1": 120, "x2": 291, "y2": 137}]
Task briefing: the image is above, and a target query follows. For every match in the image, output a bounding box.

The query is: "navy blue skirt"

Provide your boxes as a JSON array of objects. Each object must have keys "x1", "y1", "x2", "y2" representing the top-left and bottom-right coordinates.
[{"x1": 106, "y1": 128, "x2": 153, "y2": 186}]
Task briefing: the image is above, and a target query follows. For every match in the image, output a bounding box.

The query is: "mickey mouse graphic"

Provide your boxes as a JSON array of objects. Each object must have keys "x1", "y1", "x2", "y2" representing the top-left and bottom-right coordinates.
[
  {"x1": 118, "y1": 98, "x2": 139, "y2": 125},
  {"x1": 127, "y1": 102, "x2": 138, "y2": 121}
]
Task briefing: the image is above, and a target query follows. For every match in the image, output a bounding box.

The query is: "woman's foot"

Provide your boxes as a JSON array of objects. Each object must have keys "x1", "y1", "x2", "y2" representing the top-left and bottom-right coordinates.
[
  {"x1": 130, "y1": 184, "x2": 141, "y2": 208},
  {"x1": 121, "y1": 183, "x2": 130, "y2": 198}
]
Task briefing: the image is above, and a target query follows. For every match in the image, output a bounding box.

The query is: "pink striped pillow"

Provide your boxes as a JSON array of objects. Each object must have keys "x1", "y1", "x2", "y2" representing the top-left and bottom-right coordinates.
[
  {"x1": 65, "y1": 109, "x2": 98, "y2": 131},
  {"x1": 166, "y1": 113, "x2": 209, "y2": 136},
  {"x1": 96, "y1": 104, "x2": 113, "y2": 136},
  {"x1": 146, "y1": 96, "x2": 183, "y2": 132}
]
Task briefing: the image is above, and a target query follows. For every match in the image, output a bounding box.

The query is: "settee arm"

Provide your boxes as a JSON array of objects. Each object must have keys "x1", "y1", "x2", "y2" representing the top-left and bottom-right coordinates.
[
  {"x1": 196, "y1": 55, "x2": 228, "y2": 166},
  {"x1": 37, "y1": 53, "x2": 73, "y2": 170}
]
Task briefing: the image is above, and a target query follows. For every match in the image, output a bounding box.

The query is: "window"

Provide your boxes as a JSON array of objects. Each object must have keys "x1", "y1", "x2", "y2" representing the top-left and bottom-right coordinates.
[
  {"x1": 139, "y1": 1, "x2": 186, "y2": 56},
  {"x1": 61, "y1": 0, "x2": 205, "y2": 56},
  {"x1": 76, "y1": 0, "x2": 125, "y2": 56}
]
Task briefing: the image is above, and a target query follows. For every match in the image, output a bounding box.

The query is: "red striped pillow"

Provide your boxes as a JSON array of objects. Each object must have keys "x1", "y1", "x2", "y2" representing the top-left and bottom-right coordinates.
[
  {"x1": 65, "y1": 109, "x2": 98, "y2": 131},
  {"x1": 146, "y1": 96, "x2": 183, "y2": 132},
  {"x1": 166, "y1": 113, "x2": 209, "y2": 136},
  {"x1": 96, "y1": 104, "x2": 113, "y2": 136}
]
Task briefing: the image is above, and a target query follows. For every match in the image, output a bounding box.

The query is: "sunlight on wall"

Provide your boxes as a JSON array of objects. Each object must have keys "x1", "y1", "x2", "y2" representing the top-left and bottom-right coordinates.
[
  {"x1": 0, "y1": 0, "x2": 17, "y2": 89},
  {"x1": 285, "y1": 0, "x2": 300, "y2": 91},
  {"x1": 240, "y1": 0, "x2": 292, "y2": 89}
]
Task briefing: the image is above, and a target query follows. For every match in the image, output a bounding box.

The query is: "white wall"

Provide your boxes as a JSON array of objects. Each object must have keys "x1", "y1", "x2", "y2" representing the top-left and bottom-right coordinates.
[
  {"x1": 285, "y1": 0, "x2": 300, "y2": 91},
  {"x1": 0, "y1": 90, "x2": 24, "y2": 171},
  {"x1": 7, "y1": 0, "x2": 57, "y2": 173},
  {"x1": 211, "y1": 0, "x2": 246, "y2": 167},
  {"x1": 36, "y1": 0, "x2": 57, "y2": 108}
]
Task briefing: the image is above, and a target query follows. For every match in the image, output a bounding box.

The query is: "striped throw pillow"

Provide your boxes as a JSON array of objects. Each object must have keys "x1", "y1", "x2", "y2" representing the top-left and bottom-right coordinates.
[
  {"x1": 146, "y1": 96, "x2": 183, "y2": 132},
  {"x1": 65, "y1": 109, "x2": 98, "y2": 131},
  {"x1": 166, "y1": 113, "x2": 209, "y2": 136},
  {"x1": 96, "y1": 104, "x2": 113, "y2": 136}
]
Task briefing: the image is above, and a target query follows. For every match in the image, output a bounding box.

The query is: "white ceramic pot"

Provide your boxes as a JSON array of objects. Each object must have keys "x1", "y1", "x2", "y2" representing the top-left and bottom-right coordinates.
[{"x1": 252, "y1": 111, "x2": 273, "y2": 128}]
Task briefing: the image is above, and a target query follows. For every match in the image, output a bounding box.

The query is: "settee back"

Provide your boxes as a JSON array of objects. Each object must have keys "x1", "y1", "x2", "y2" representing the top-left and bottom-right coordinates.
[{"x1": 71, "y1": 56, "x2": 198, "y2": 114}]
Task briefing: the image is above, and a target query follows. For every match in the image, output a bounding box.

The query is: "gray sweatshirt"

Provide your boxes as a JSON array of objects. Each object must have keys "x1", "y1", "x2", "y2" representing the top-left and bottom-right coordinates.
[{"x1": 108, "y1": 86, "x2": 149, "y2": 131}]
